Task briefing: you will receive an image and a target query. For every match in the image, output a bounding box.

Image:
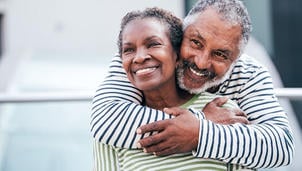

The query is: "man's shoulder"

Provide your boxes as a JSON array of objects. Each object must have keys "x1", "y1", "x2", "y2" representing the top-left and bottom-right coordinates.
[
  {"x1": 225, "y1": 53, "x2": 270, "y2": 86},
  {"x1": 232, "y1": 53, "x2": 268, "y2": 75},
  {"x1": 235, "y1": 53, "x2": 263, "y2": 68}
]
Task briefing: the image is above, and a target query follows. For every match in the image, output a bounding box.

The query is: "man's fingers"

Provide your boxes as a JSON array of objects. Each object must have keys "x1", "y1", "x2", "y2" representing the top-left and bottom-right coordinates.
[
  {"x1": 236, "y1": 116, "x2": 249, "y2": 124},
  {"x1": 233, "y1": 109, "x2": 247, "y2": 117},
  {"x1": 163, "y1": 107, "x2": 186, "y2": 116},
  {"x1": 142, "y1": 139, "x2": 178, "y2": 156},
  {"x1": 152, "y1": 146, "x2": 176, "y2": 156},
  {"x1": 211, "y1": 96, "x2": 229, "y2": 106},
  {"x1": 137, "y1": 133, "x2": 164, "y2": 149},
  {"x1": 222, "y1": 116, "x2": 249, "y2": 125},
  {"x1": 136, "y1": 120, "x2": 166, "y2": 134},
  {"x1": 142, "y1": 140, "x2": 168, "y2": 153}
]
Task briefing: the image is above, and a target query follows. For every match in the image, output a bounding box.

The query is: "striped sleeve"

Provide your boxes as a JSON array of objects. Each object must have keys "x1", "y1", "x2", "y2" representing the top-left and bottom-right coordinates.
[
  {"x1": 194, "y1": 55, "x2": 294, "y2": 169},
  {"x1": 90, "y1": 55, "x2": 173, "y2": 148},
  {"x1": 90, "y1": 54, "x2": 294, "y2": 169}
]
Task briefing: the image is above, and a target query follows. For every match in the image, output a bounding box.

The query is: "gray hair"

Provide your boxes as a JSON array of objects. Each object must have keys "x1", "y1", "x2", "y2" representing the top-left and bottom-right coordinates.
[{"x1": 183, "y1": 0, "x2": 252, "y2": 52}]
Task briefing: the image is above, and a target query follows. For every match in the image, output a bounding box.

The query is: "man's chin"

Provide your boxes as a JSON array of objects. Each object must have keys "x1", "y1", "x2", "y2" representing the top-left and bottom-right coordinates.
[
  {"x1": 177, "y1": 62, "x2": 235, "y2": 94},
  {"x1": 180, "y1": 82, "x2": 210, "y2": 94},
  {"x1": 178, "y1": 75, "x2": 226, "y2": 94}
]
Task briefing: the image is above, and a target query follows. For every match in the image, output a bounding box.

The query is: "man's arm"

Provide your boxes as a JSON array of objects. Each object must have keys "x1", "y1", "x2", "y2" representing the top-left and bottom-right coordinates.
[
  {"x1": 90, "y1": 56, "x2": 247, "y2": 148},
  {"x1": 91, "y1": 55, "x2": 249, "y2": 147},
  {"x1": 196, "y1": 73, "x2": 294, "y2": 168},
  {"x1": 136, "y1": 60, "x2": 294, "y2": 168},
  {"x1": 90, "y1": 55, "x2": 174, "y2": 148}
]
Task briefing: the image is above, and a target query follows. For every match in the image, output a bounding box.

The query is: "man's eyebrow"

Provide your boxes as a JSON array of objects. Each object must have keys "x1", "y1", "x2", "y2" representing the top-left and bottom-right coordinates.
[
  {"x1": 195, "y1": 30, "x2": 205, "y2": 42},
  {"x1": 217, "y1": 49, "x2": 231, "y2": 54},
  {"x1": 189, "y1": 25, "x2": 206, "y2": 42}
]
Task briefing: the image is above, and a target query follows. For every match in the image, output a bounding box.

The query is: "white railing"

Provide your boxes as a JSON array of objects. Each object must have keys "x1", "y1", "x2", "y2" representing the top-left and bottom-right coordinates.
[
  {"x1": 0, "y1": 91, "x2": 94, "y2": 103},
  {"x1": 0, "y1": 88, "x2": 302, "y2": 103},
  {"x1": 274, "y1": 88, "x2": 302, "y2": 100}
]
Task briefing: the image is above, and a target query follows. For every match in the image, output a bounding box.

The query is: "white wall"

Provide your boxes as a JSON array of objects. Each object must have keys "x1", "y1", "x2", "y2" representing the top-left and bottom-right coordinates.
[
  {"x1": 244, "y1": 0, "x2": 273, "y2": 55},
  {"x1": 4, "y1": 0, "x2": 184, "y2": 59}
]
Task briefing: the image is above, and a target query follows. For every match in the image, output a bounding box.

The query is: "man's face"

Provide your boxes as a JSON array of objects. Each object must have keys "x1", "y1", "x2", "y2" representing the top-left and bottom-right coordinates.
[{"x1": 178, "y1": 8, "x2": 242, "y2": 93}]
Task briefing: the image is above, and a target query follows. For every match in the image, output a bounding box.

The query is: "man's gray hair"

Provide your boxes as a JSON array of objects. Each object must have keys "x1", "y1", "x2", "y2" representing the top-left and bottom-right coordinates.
[{"x1": 184, "y1": 0, "x2": 252, "y2": 52}]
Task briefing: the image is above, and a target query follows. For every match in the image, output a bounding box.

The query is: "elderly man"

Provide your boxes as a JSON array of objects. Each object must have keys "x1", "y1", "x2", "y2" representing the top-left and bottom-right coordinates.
[{"x1": 90, "y1": 0, "x2": 293, "y2": 169}]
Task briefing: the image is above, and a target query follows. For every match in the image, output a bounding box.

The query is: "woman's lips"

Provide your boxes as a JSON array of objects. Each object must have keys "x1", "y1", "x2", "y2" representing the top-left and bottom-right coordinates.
[{"x1": 134, "y1": 66, "x2": 158, "y2": 75}]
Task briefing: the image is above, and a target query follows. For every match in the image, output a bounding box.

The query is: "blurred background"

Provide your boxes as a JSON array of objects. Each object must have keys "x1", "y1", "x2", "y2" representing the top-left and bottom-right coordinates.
[{"x1": 0, "y1": 0, "x2": 301, "y2": 170}]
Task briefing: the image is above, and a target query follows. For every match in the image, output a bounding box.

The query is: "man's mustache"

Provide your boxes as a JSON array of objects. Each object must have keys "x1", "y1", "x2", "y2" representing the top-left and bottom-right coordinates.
[{"x1": 181, "y1": 60, "x2": 216, "y2": 79}]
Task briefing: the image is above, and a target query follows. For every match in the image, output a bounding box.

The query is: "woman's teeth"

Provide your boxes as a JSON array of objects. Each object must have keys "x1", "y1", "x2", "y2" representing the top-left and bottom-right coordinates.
[{"x1": 136, "y1": 67, "x2": 156, "y2": 74}]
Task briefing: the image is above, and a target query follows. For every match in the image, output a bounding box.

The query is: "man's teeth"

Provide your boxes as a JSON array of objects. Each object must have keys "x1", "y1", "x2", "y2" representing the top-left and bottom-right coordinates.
[
  {"x1": 136, "y1": 67, "x2": 156, "y2": 74},
  {"x1": 190, "y1": 67, "x2": 205, "y2": 76}
]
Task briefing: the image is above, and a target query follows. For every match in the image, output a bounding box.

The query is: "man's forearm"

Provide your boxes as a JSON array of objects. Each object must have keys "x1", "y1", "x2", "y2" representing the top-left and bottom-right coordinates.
[
  {"x1": 90, "y1": 56, "x2": 172, "y2": 148},
  {"x1": 195, "y1": 118, "x2": 293, "y2": 168},
  {"x1": 195, "y1": 71, "x2": 294, "y2": 168}
]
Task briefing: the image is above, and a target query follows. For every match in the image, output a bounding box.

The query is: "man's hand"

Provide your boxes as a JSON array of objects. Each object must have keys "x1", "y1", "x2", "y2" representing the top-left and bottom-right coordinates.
[
  {"x1": 136, "y1": 97, "x2": 249, "y2": 156},
  {"x1": 203, "y1": 97, "x2": 249, "y2": 125},
  {"x1": 136, "y1": 107, "x2": 199, "y2": 156}
]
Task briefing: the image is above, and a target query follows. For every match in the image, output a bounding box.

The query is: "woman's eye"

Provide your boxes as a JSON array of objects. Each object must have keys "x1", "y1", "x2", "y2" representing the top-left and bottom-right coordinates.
[
  {"x1": 148, "y1": 42, "x2": 161, "y2": 48},
  {"x1": 123, "y1": 48, "x2": 134, "y2": 54}
]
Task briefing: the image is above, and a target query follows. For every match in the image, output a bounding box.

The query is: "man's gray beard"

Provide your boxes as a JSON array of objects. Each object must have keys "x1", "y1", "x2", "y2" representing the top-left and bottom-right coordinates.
[{"x1": 177, "y1": 63, "x2": 235, "y2": 94}]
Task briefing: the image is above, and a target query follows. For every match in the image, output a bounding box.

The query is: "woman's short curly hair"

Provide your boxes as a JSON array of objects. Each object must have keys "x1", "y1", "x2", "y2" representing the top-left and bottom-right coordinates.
[{"x1": 117, "y1": 7, "x2": 183, "y2": 57}]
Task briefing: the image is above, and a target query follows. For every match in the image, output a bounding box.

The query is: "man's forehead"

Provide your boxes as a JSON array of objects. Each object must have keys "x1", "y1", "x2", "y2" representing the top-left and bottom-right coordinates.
[{"x1": 185, "y1": 7, "x2": 241, "y2": 28}]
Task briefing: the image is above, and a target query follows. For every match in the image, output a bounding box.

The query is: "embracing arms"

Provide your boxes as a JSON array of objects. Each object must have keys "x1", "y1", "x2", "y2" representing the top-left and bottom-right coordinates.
[{"x1": 90, "y1": 55, "x2": 294, "y2": 168}]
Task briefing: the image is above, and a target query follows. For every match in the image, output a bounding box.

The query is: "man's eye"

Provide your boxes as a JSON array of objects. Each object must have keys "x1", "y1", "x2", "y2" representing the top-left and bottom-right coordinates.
[
  {"x1": 214, "y1": 51, "x2": 228, "y2": 60},
  {"x1": 191, "y1": 39, "x2": 202, "y2": 48}
]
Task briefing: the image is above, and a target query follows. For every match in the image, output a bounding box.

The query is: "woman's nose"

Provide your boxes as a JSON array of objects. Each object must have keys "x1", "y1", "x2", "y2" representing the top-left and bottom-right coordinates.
[{"x1": 133, "y1": 49, "x2": 150, "y2": 63}]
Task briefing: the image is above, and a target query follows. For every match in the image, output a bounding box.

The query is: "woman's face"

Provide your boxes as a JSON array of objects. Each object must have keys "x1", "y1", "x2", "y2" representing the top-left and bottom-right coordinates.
[{"x1": 121, "y1": 18, "x2": 178, "y2": 91}]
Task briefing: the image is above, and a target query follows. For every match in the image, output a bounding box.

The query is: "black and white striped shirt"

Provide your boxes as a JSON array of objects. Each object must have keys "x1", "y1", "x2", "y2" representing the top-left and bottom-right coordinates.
[
  {"x1": 90, "y1": 54, "x2": 294, "y2": 169},
  {"x1": 93, "y1": 93, "x2": 253, "y2": 171}
]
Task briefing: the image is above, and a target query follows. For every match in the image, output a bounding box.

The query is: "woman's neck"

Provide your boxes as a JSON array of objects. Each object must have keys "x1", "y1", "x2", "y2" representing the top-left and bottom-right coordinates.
[{"x1": 143, "y1": 86, "x2": 193, "y2": 110}]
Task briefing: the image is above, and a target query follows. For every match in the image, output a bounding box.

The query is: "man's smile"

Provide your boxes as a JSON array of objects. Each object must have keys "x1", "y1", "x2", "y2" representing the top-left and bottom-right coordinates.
[{"x1": 189, "y1": 67, "x2": 206, "y2": 77}]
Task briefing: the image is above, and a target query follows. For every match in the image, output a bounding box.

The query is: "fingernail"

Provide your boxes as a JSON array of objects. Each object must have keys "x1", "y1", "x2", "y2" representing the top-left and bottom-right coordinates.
[
  {"x1": 136, "y1": 128, "x2": 142, "y2": 134},
  {"x1": 143, "y1": 148, "x2": 147, "y2": 153},
  {"x1": 137, "y1": 142, "x2": 141, "y2": 148}
]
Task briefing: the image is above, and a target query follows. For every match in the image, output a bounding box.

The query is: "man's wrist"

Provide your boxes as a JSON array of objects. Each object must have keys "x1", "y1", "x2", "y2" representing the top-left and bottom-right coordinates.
[{"x1": 192, "y1": 117, "x2": 202, "y2": 156}]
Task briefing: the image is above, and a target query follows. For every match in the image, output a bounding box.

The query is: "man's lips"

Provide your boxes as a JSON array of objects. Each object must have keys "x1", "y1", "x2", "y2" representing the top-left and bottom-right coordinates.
[
  {"x1": 183, "y1": 60, "x2": 216, "y2": 79},
  {"x1": 189, "y1": 67, "x2": 206, "y2": 77},
  {"x1": 185, "y1": 67, "x2": 208, "y2": 83}
]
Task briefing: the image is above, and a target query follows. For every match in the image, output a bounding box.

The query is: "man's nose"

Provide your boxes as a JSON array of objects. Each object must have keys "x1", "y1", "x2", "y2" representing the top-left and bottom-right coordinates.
[
  {"x1": 133, "y1": 49, "x2": 150, "y2": 63},
  {"x1": 194, "y1": 52, "x2": 211, "y2": 69}
]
